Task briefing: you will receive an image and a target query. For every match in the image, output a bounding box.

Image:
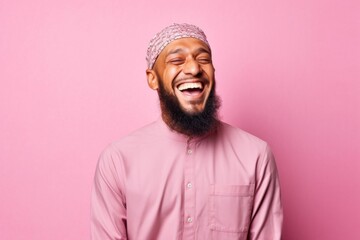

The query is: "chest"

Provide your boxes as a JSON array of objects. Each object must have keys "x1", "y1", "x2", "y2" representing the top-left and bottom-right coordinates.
[{"x1": 124, "y1": 140, "x2": 256, "y2": 206}]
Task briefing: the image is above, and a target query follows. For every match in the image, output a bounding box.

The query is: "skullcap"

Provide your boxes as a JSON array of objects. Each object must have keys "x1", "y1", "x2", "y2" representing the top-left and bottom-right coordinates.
[{"x1": 146, "y1": 23, "x2": 210, "y2": 69}]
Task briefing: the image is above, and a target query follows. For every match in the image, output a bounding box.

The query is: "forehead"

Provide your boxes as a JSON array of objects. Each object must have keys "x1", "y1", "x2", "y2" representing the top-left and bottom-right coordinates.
[{"x1": 161, "y1": 38, "x2": 211, "y2": 56}]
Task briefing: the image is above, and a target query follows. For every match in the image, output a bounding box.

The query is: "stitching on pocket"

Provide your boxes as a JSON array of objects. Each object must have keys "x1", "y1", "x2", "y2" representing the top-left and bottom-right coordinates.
[{"x1": 209, "y1": 184, "x2": 254, "y2": 233}]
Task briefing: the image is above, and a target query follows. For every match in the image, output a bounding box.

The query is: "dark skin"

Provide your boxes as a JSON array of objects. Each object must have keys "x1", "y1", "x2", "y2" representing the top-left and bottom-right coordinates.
[{"x1": 146, "y1": 38, "x2": 215, "y2": 128}]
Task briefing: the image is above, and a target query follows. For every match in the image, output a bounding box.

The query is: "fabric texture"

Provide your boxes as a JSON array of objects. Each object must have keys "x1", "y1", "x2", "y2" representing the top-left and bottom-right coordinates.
[
  {"x1": 91, "y1": 118, "x2": 283, "y2": 240},
  {"x1": 146, "y1": 23, "x2": 210, "y2": 69}
]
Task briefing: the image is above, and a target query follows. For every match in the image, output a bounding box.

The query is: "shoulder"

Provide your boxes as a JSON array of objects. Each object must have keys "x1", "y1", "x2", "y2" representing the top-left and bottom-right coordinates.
[
  {"x1": 96, "y1": 122, "x2": 156, "y2": 175},
  {"x1": 216, "y1": 121, "x2": 276, "y2": 171},
  {"x1": 99, "y1": 120, "x2": 167, "y2": 162},
  {"x1": 110, "y1": 120, "x2": 160, "y2": 149},
  {"x1": 217, "y1": 121, "x2": 268, "y2": 150}
]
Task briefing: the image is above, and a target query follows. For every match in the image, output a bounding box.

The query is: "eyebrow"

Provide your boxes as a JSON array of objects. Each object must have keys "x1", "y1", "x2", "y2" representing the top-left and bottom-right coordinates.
[
  {"x1": 167, "y1": 48, "x2": 184, "y2": 55},
  {"x1": 166, "y1": 47, "x2": 211, "y2": 57}
]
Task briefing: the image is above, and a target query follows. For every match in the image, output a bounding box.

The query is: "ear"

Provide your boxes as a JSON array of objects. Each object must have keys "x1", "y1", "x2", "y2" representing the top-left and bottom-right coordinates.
[{"x1": 146, "y1": 69, "x2": 159, "y2": 90}]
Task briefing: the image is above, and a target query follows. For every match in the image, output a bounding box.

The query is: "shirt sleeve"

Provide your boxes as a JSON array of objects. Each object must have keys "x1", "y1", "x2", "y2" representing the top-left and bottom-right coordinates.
[
  {"x1": 91, "y1": 145, "x2": 128, "y2": 240},
  {"x1": 248, "y1": 145, "x2": 283, "y2": 240}
]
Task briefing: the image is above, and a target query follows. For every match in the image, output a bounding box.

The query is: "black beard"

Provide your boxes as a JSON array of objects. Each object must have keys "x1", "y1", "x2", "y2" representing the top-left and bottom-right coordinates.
[{"x1": 157, "y1": 80, "x2": 221, "y2": 137}]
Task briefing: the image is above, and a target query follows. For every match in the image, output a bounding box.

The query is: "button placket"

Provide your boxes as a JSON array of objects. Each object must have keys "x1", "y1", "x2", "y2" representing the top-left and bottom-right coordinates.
[{"x1": 183, "y1": 139, "x2": 196, "y2": 235}]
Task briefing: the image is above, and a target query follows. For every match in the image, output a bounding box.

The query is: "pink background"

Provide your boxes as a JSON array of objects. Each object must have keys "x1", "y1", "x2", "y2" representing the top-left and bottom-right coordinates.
[{"x1": 1, "y1": 0, "x2": 359, "y2": 239}]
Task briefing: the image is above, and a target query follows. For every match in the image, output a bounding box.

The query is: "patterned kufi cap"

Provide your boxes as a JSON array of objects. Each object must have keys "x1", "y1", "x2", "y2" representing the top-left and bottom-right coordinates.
[{"x1": 146, "y1": 23, "x2": 210, "y2": 69}]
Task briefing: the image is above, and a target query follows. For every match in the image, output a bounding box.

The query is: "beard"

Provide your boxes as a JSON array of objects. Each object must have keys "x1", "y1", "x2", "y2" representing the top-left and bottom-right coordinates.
[{"x1": 157, "y1": 80, "x2": 221, "y2": 137}]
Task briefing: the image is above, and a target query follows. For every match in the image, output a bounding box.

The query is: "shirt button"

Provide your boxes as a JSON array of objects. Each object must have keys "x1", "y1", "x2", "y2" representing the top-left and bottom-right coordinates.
[
  {"x1": 186, "y1": 182, "x2": 193, "y2": 189},
  {"x1": 187, "y1": 217, "x2": 193, "y2": 223},
  {"x1": 187, "y1": 149, "x2": 192, "y2": 154}
]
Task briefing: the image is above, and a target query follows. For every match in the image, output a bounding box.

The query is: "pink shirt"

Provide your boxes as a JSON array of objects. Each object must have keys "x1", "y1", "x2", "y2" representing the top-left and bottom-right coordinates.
[{"x1": 91, "y1": 119, "x2": 283, "y2": 240}]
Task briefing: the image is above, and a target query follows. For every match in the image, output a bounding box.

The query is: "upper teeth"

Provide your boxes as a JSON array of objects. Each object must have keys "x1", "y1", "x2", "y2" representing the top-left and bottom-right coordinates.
[{"x1": 178, "y1": 82, "x2": 203, "y2": 91}]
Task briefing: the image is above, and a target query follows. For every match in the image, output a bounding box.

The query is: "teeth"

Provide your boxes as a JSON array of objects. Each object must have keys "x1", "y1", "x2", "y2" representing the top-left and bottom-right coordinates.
[{"x1": 178, "y1": 82, "x2": 203, "y2": 91}]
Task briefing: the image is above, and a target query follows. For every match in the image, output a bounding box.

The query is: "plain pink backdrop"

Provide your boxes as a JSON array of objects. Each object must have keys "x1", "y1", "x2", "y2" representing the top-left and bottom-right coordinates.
[{"x1": 1, "y1": 0, "x2": 359, "y2": 239}]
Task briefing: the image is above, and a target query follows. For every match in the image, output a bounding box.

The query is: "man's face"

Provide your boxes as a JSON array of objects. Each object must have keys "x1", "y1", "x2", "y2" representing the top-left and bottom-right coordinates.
[
  {"x1": 151, "y1": 38, "x2": 215, "y2": 115},
  {"x1": 146, "y1": 37, "x2": 220, "y2": 137}
]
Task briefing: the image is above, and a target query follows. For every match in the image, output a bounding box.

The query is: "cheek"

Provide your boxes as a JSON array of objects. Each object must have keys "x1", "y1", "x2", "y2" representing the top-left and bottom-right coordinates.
[
  {"x1": 203, "y1": 65, "x2": 215, "y2": 77},
  {"x1": 205, "y1": 71, "x2": 215, "y2": 86},
  {"x1": 164, "y1": 67, "x2": 180, "y2": 88}
]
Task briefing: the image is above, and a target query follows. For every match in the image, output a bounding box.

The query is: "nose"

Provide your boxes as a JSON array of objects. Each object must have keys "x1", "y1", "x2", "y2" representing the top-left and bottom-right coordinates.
[{"x1": 183, "y1": 58, "x2": 201, "y2": 76}]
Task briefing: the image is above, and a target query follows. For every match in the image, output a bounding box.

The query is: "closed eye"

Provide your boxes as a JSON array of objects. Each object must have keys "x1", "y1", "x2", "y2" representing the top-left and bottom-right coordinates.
[
  {"x1": 196, "y1": 52, "x2": 212, "y2": 64},
  {"x1": 197, "y1": 58, "x2": 211, "y2": 64},
  {"x1": 168, "y1": 58, "x2": 185, "y2": 65}
]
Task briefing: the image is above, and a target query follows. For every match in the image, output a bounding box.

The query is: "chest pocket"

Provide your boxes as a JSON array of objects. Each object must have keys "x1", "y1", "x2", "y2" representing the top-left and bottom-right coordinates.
[{"x1": 209, "y1": 184, "x2": 255, "y2": 234}]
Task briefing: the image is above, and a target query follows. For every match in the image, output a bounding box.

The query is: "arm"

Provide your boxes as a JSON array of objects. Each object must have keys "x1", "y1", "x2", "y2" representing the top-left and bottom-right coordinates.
[
  {"x1": 248, "y1": 145, "x2": 283, "y2": 240},
  {"x1": 91, "y1": 145, "x2": 127, "y2": 240}
]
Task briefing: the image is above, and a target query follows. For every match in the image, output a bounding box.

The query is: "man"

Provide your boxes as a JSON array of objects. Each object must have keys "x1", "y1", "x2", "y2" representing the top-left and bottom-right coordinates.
[{"x1": 91, "y1": 23, "x2": 283, "y2": 240}]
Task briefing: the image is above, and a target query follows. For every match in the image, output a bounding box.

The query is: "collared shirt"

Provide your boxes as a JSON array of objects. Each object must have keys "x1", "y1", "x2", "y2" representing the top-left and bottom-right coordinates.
[{"x1": 91, "y1": 119, "x2": 283, "y2": 240}]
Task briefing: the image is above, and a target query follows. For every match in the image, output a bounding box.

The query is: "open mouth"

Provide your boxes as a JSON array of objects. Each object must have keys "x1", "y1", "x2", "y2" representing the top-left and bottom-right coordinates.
[{"x1": 177, "y1": 82, "x2": 204, "y2": 96}]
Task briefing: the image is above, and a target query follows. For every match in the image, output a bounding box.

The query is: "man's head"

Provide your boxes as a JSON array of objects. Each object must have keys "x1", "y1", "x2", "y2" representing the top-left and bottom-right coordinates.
[{"x1": 146, "y1": 23, "x2": 221, "y2": 137}]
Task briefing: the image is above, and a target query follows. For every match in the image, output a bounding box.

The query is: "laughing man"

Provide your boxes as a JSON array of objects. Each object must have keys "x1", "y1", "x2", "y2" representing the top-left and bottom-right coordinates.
[{"x1": 91, "y1": 23, "x2": 283, "y2": 240}]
